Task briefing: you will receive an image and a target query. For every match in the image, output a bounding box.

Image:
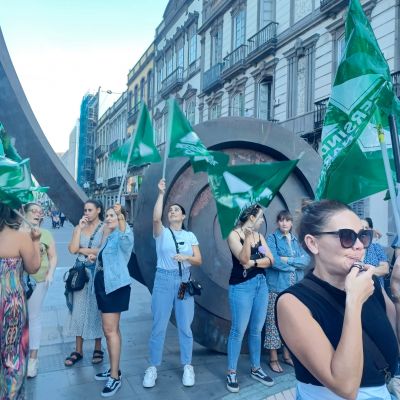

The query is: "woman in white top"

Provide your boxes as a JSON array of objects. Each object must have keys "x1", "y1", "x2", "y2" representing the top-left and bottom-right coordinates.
[{"x1": 143, "y1": 178, "x2": 202, "y2": 389}]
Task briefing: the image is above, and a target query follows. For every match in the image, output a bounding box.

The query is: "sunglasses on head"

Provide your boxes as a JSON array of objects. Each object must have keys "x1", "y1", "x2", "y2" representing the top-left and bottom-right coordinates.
[{"x1": 314, "y1": 228, "x2": 373, "y2": 249}]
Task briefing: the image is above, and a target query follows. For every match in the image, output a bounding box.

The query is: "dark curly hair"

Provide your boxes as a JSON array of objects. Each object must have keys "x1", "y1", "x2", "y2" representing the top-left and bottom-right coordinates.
[
  {"x1": 239, "y1": 204, "x2": 262, "y2": 224},
  {"x1": 0, "y1": 203, "x2": 21, "y2": 231},
  {"x1": 85, "y1": 199, "x2": 104, "y2": 221}
]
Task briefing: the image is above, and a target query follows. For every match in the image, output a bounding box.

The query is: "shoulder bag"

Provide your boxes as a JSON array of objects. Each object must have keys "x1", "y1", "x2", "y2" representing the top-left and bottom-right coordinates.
[
  {"x1": 64, "y1": 222, "x2": 103, "y2": 292},
  {"x1": 168, "y1": 228, "x2": 202, "y2": 298}
]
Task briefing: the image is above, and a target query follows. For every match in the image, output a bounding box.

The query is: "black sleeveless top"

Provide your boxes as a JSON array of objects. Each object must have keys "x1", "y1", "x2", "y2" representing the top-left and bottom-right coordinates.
[
  {"x1": 229, "y1": 232, "x2": 265, "y2": 285},
  {"x1": 277, "y1": 272, "x2": 398, "y2": 387}
]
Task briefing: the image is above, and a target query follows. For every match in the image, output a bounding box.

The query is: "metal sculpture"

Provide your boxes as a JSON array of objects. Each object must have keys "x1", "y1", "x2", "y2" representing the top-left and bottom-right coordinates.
[
  {"x1": 0, "y1": 28, "x2": 86, "y2": 223},
  {"x1": 133, "y1": 117, "x2": 322, "y2": 353}
]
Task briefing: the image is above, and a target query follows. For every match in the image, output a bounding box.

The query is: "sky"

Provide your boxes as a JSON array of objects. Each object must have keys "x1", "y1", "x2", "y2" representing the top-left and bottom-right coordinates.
[{"x1": 0, "y1": 0, "x2": 168, "y2": 152}]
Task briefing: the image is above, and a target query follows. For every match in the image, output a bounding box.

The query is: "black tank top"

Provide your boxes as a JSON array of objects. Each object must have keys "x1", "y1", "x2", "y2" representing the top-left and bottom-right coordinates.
[
  {"x1": 229, "y1": 232, "x2": 265, "y2": 285},
  {"x1": 277, "y1": 272, "x2": 398, "y2": 387}
]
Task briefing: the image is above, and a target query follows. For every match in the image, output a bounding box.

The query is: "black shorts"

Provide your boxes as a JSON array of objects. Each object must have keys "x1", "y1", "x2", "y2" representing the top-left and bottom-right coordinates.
[{"x1": 94, "y1": 270, "x2": 131, "y2": 313}]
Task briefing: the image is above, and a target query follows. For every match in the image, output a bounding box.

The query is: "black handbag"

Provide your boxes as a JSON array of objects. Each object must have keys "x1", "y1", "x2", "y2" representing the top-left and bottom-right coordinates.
[
  {"x1": 22, "y1": 272, "x2": 37, "y2": 299},
  {"x1": 168, "y1": 228, "x2": 202, "y2": 298},
  {"x1": 64, "y1": 261, "x2": 89, "y2": 292},
  {"x1": 64, "y1": 222, "x2": 103, "y2": 292}
]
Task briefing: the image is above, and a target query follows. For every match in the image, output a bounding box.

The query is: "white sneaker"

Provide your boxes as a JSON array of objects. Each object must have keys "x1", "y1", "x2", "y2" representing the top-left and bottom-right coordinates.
[
  {"x1": 27, "y1": 358, "x2": 38, "y2": 378},
  {"x1": 143, "y1": 366, "x2": 157, "y2": 388},
  {"x1": 182, "y1": 364, "x2": 195, "y2": 387}
]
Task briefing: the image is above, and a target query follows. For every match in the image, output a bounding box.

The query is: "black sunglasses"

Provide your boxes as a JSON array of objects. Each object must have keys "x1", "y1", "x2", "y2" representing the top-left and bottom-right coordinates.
[{"x1": 314, "y1": 228, "x2": 373, "y2": 249}]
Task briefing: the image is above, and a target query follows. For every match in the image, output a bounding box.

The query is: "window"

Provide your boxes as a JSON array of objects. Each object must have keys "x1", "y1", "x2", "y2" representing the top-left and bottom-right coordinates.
[
  {"x1": 140, "y1": 78, "x2": 145, "y2": 101},
  {"x1": 259, "y1": 0, "x2": 274, "y2": 28},
  {"x1": 257, "y1": 79, "x2": 272, "y2": 120},
  {"x1": 188, "y1": 24, "x2": 197, "y2": 65},
  {"x1": 293, "y1": 0, "x2": 313, "y2": 23},
  {"x1": 154, "y1": 117, "x2": 162, "y2": 145},
  {"x1": 186, "y1": 98, "x2": 196, "y2": 125},
  {"x1": 134, "y1": 85, "x2": 138, "y2": 107},
  {"x1": 231, "y1": 92, "x2": 244, "y2": 116},
  {"x1": 176, "y1": 37, "x2": 184, "y2": 69},
  {"x1": 156, "y1": 61, "x2": 163, "y2": 93},
  {"x1": 209, "y1": 101, "x2": 222, "y2": 120},
  {"x1": 296, "y1": 56, "x2": 306, "y2": 115},
  {"x1": 211, "y1": 24, "x2": 223, "y2": 66},
  {"x1": 166, "y1": 49, "x2": 173, "y2": 76},
  {"x1": 233, "y1": 9, "x2": 246, "y2": 49},
  {"x1": 287, "y1": 45, "x2": 315, "y2": 118},
  {"x1": 147, "y1": 70, "x2": 153, "y2": 103},
  {"x1": 162, "y1": 112, "x2": 168, "y2": 144}
]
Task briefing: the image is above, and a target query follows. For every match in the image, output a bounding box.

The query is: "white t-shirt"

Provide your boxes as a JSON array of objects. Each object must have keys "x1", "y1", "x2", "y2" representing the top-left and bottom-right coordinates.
[{"x1": 155, "y1": 226, "x2": 199, "y2": 270}]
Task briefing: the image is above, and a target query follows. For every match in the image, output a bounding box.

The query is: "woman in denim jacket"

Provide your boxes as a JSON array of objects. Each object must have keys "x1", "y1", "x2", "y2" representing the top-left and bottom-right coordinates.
[
  {"x1": 93, "y1": 204, "x2": 134, "y2": 397},
  {"x1": 265, "y1": 210, "x2": 309, "y2": 373}
]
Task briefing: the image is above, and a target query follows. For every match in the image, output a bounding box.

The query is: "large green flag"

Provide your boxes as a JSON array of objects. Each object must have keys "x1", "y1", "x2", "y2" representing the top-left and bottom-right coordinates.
[
  {"x1": 208, "y1": 160, "x2": 298, "y2": 238},
  {"x1": 168, "y1": 99, "x2": 226, "y2": 170},
  {"x1": 109, "y1": 103, "x2": 160, "y2": 166},
  {"x1": 0, "y1": 124, "x2": 48, "y2": 207},
  {"x1": 315, "y1": 0, "x2": 400, "y2": 203}
]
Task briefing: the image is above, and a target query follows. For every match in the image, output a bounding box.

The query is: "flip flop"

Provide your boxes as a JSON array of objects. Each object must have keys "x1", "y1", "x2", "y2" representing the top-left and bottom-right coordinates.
[
  {"x1": 282, "y1": 357, "x2": 294, "y2": 367},
  {"x1": 64, "y1": 351, "x2": 83, "y2": 367},
  {"x1": 92, "y1": 350, "x2": 104, "y2": 364},
  {"x1": 268, "y1": 360, "x2": 283, "y2": 373}
]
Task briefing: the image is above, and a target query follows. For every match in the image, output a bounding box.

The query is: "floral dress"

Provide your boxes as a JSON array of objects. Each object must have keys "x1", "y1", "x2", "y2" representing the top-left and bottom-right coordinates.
[
  {"x1": 67, "y1": 226, "x2": 103, "y2": 339},
  {"x1": 0, "y1": 257, "x2": 28, "y2": 400}
]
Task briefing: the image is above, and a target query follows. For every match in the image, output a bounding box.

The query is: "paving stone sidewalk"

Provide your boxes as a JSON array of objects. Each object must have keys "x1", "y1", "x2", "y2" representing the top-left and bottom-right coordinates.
[{"x1": 25, "y1": 219, "x2": 296, "y2": 399}]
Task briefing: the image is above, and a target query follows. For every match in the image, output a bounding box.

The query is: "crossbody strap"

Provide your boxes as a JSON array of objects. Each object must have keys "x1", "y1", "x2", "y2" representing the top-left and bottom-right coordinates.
[
  {"x1": 300, "y1": 278, "x2": 390, "y2": 378},
  {"x1": 88, "y1": 222, "x2": 103, "y2": 249},
  {"x1": 168, "y1": 228, "x2": 182, "y2": 278}
]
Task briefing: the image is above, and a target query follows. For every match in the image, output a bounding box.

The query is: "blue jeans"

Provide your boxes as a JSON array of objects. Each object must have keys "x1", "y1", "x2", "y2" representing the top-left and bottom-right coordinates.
[
  {"x1": 227, "y1": 274, "x2": 268, "y2": 371},
  {"x1": 149, "y1": 268, "x2": 194, "y2": 366}
]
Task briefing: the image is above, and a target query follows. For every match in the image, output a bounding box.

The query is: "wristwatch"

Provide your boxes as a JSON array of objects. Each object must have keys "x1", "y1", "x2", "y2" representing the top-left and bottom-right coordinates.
[{"x1": 254, "y1": 260, "x2": 258, "y2": 267}]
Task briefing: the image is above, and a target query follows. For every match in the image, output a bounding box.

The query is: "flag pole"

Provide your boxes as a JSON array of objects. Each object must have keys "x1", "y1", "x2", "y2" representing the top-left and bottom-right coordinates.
[
  {"x1": 162, "y1": 101, "x2": 172, "y2": 179},
  {"x1": 388, "y1": 115, "x2": 400, "y2": 247},
  {"x1": 117, "y1": 132, "x2": 135, "y2": 204},
  {"x1": 378, "y1": 125, "x2": 400, "y2": 246}
]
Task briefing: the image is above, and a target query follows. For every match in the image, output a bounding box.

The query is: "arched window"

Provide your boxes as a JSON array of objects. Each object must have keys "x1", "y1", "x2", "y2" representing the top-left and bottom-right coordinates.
[{"x1": 257, "y1": 79, "x2": 272, "y2": 120}]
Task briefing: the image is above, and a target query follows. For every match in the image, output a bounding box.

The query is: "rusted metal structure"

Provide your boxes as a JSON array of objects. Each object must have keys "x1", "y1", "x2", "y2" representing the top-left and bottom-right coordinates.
[{"x1": 133, "y1": 117, "x2": 321, "y2": 352}]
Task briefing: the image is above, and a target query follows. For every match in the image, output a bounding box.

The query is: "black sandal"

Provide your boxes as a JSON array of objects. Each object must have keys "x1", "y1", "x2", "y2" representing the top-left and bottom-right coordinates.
[
  {"x1": 92, "y1": 350, "x2": 104, "y2": 364},
  {"x1": 64, "y1": 351, "x2": 83, "y2": 367},
  {"x1": 268, "y1": 359, "x2": 283, "y2": 373}
]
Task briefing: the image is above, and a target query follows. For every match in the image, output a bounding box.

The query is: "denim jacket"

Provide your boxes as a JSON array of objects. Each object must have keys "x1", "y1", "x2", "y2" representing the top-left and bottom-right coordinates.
[
  {"x1": 266, "y1": 229, "x2": 310, "y2": 292},
  {"x1": 99, "y1": 224, "x2": 134, "y2": 295}
]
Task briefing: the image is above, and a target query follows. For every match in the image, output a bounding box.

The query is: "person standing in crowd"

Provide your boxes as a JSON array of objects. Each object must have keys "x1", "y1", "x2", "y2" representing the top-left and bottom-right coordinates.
[
  {"x1": 143, "y1": 178, "x2": 202, "y2": 388},
  {"x1": 93, "y1": 204, "x2": 133, "y2": 397},
  {"x1": 0, "y1": 203, "x2": 41, "y2": 399},
  {"x1": 65, "y1": 200, "x2": 104, "y2": 367},
  {"x1": 265, "y1": 210, "x2": 309, "y2": 373},
  {"x1": 225, "y1": 204, "x2": 275, "y2": 393},
  {"x1": 20, "y1": 203, "x2": 57, "y2": 378},
  {"x1": 277, "y1": 200, "x2": 397, "y2": 399},
  {"x1": 60, "y1": 211, "x2": 66, "y2": 227},
  {"x1": 360, "y1": 218, "x2": 389, "y2": 282}
]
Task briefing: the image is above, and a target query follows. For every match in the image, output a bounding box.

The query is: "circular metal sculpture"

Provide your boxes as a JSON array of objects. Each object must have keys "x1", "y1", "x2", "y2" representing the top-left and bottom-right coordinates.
[{"x1": 134, "y1": 117, "x2": 322, "y2": 353}]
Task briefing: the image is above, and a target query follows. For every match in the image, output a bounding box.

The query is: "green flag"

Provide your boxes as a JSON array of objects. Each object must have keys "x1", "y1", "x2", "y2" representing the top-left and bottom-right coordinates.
[
  {"x1": 190, "y1": 150, "x2": 230, "y2": 173},
  {"x1": 208, "y1": 160, "x2": 298, "y2": 238},
  {"x1": 0, "y1": 124, "x2": 48, "y2": 207},
  {"x1": 315, "y1": 0, "x2": 400, "y2": 203},
  {"x1": 110, "y1": 103, "x2": 160, "y2": 166},
  {"x1": 168, "y1": 99, "x2": 223, "y2": 169}
]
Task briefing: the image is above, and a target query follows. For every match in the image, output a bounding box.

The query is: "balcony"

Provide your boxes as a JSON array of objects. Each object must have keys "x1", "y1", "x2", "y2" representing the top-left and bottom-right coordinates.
[
  {"x1": 107, "y1": 176, "x2": 122, "y2": 189},
  {"x1": 392, "y1": 71, "x2": 400, "y2": 99},
  {"x1": 108, "y1": 139, "x2": 121, "y2": 154},
  {"x1": 320, "y1": 0, "x2": 349, "y2": 15},
  {"x1": 161, "y1": 67, "x2": 184, "y2": 98},
  {"x1": 247, "y1": 22, "x2": 278, "y2": 64},
  {"x1": 280, "y1": 110, "x2": 315, "y2": 138},
  {"x1": 221, "y1": 45, "x2": 248, "y2": 80},
  {"x1": 94, "y1": 145, "x2": 107, "y2": 159},
  {"x1": 128, "y1": 102, "x2": 141, "y2": 125},
  {"x1": 313, "y1": 98, "x2": 329, "y2": 131},
  {"x1": 202, "y1": 63, "x2": 223, "y2": 94}
]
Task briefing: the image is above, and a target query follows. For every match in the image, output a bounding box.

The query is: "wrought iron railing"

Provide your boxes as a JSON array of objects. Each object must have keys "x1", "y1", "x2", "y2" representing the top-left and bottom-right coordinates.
[
  {"x1": 222, "y1": 44, "x2": 247, "y2": 73},
  {"x1": 161, "y1": 67, "x2": 184, "y2": 95},
  {"x1": 108, "y1": 139, "x2": 121, "y2": 154},
  {"x1": 314, "y1": 98, "x2": 329, "y2": 131},
  {"x1": 248, "y1": 22, "x2": 278, "y2": 54},
  {"x1": 202, "y1": 63, "x2": 223, "y2": 92}
]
